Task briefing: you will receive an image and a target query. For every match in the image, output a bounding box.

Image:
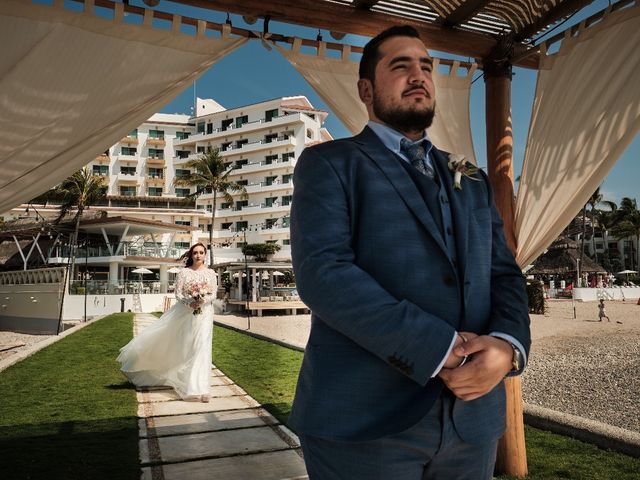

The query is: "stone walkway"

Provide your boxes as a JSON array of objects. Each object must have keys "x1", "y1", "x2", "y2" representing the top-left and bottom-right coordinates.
[{"x1": 133, "y1": 314, "x2": 308, "y2": 480}]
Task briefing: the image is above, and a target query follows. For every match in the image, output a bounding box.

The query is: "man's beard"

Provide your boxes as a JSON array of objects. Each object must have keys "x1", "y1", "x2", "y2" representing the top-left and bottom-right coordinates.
[{"x1": 373, "y1": 94, "x2": 435, "y2": 134}]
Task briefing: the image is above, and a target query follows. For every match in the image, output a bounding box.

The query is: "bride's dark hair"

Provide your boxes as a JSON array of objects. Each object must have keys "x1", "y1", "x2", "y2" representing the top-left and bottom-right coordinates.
[{"x1": 179, "y1": 242, "x2": 207, "y2": 267}]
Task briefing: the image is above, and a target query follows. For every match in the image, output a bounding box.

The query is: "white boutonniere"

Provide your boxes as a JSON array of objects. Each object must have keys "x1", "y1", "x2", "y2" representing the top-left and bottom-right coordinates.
[{"x1": 447, "y1": 154, "x2": 481, "y2": 191}]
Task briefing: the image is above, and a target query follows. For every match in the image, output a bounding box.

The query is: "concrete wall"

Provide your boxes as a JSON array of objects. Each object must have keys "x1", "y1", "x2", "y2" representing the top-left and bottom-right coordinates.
[
  {"x1": 573, "y1": 287, "x2": 640, "y2": 301},
  {"x1": 0, "y1": 282, "x2": 63, "y2": 334},
  {"x1": 62, "y1": 293, "x2": 169, "y2": 320}
]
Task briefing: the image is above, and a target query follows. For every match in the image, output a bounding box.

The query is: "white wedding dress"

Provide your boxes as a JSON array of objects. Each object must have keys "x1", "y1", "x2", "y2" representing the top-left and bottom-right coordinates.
[{"x1": 117, "y1": 267, "x2": 217, "y2": 399}]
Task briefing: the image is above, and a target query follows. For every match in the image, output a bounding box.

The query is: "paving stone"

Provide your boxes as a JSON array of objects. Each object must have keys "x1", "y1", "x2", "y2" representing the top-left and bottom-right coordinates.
[
  {"x1": 140, "y1": 385, "x2": 240, "y2": 403},
  {"x1": 138, "y1": 394, "x2": 259, "y2": 417},
  {"x1": 211, "y1": 374, "x2": 231, "y2": 386},
  {"x1": 153, "y1": 425, "x2": 291, "y2": 463},
  {"x1": 145, "y1": 408, "x2": 268, "y2": 437},
  {"x1": 143, "y1": 450, "x2": 308, "y2": 480}
]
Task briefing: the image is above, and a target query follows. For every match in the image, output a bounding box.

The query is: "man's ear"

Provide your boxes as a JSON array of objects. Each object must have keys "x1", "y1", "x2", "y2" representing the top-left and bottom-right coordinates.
[{"x1": 357, "y1": 78, "x2": 373, "y2": 105}]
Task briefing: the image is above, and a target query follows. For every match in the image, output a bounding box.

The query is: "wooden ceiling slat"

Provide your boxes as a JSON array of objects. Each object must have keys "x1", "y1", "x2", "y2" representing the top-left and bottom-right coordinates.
[
  {"x1": 169, "y1": 0, "x2": 544, "y2": 67},
  {"x1": 440, "y1": 0, "x2": 493, "y2": 26}
]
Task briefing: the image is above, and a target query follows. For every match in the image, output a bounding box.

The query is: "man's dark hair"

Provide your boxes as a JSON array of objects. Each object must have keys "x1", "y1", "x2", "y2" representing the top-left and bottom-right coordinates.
[{"x1": 359, "y1": 25, "x2": 421, "y2": 82}]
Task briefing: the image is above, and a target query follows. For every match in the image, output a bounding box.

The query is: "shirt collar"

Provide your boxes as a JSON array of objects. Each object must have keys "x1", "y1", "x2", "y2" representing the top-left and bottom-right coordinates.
[{"x1": 367, "y1": 120, "x2": 433, "y2": 163}]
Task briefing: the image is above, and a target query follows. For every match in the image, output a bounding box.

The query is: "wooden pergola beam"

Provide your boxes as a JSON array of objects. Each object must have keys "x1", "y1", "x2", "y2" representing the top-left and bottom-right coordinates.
[
  {"x1": 169, "y1": 0, "x2": 539, "y2": 68},
  {"x1": 515, "y1": 0, "x2": 595, "y2": 41}
]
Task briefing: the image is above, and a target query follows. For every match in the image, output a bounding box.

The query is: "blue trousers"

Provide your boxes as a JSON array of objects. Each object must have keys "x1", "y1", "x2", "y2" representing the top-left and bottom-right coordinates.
[{"x1": 299, "y1": 391, "x2": 498, "y2": 480}]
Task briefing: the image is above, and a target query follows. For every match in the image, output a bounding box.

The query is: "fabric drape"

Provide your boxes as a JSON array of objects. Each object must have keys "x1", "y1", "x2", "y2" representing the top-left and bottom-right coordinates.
[
  {"x1": 515, "y1": 4, "x2": 640, "y2": 267},
  {"x1": 0, "y1": 0, "x2": 247, "y2": 212},
  {"x1": 274, "y1": 39, "x2": 478, "y2": 164}
]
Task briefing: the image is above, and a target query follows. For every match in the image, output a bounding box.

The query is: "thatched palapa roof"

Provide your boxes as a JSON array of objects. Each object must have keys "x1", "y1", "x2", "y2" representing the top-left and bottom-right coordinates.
[{"x1": 529, "y1": 237, "x2": 606, "y2": 275}]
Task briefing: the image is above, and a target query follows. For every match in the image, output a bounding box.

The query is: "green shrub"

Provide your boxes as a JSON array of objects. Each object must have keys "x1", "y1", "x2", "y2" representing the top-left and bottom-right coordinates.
[
  {"x1": 526, "y1": 279, "x2": 546, "y2": 314},
  {"x1": 241, "y1": 243, "x2": 281, "y2": 261}
]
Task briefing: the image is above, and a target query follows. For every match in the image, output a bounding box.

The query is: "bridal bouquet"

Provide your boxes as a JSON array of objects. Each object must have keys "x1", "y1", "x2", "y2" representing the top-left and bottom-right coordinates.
[{"x1": 184, "y1": 280, "x2": 213, "y2": 315}]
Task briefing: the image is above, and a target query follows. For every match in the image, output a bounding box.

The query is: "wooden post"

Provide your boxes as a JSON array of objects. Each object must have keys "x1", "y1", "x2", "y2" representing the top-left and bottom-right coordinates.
[{"x1": 485, "y1": 71, "x2": 528, "y2": 477}]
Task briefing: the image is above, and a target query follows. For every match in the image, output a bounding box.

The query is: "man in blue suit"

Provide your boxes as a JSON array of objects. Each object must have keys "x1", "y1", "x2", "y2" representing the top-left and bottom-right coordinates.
[{"x1": 289, "y1": 25, "x2": 530, "y2": 479}]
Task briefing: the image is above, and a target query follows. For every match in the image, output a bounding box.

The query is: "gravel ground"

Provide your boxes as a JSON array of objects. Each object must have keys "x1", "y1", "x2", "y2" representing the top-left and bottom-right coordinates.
[
  {"x1": 523, "y1": 300, "x2": 640, "y2": 433},
  {"x1": 2, "y1": 299, "x2": 638, "y2": 434}
]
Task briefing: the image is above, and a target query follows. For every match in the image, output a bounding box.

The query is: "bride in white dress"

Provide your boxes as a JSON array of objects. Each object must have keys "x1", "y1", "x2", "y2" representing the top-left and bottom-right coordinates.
[{"x1": 117, "y1": 243, "x2": 217, "y2": 402}]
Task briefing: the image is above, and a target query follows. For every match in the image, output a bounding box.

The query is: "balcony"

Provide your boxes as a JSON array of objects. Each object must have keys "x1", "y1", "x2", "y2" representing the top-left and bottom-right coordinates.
[
  {"x1": 91, "y1": 173, "x2": 110, "y2": 185},
  {"x1": 95, "y1": 153, "x2": 109, "y2": 163},
  {"x1": 173, "y1": 112, "x2": 304, "y2": 146},
  {"x1": 114, "y1": 154, "x2": 138, "y2": 162},
  {"x1": 146, "y1": 157, "x2": 165, "y2": 166},
  {"x1": 117, "y1": 173, "x2": 139, "y2": 184},
  {"x1": 228, "y1": 156, "x2": 295, "y2": 176},
  {"x1": 145, "y1": 175, "x2": 165, "y2": 186},
  {"x1": 147, "y1": 138, "x2": 166, "y2": 147},
  {"x1": 120, "y1": 135, "x2": 139, "y2": 145}
]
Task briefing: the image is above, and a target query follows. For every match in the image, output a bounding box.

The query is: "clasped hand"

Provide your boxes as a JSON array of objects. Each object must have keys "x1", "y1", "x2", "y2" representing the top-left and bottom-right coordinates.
[
  {"x1": 438, "y1": 333, "x2": 513, "y2": 402},
  {"x1": 190, "y1": 299, "x2": 204, "y2": 310}
]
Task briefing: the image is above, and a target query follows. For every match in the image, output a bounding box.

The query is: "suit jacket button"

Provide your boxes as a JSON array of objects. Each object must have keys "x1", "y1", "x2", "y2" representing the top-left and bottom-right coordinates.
[{"x1": 443, "y1": 276, "x2": 455, "y2": 286}]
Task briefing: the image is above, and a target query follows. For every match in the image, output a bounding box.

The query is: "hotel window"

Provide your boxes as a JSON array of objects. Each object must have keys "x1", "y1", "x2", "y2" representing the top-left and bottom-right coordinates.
[
  {"x1": 176, "y1": 131, "x2": 190, "y2": 140},
  {"x1": 235, "y1": 200, "x2": 248, "y2": 210},
  {"x1": 265, "y1": 109, "x2": 279, "y2": 122},
  {"x1": 197, "y1": 122, "x2": 205, "y2": 134},
  {"x1": 224, "y1": 162, "x2": 232, "y2": 170},
  {"x1": 148, "y1": 148, "x2": 164, "y2": 159},
  {"x1": 306, "y1": 129, "x2": 314, "y2": 139},
  {"x1": 235, "y1": 221, "x2": 248, "y2": 231},
  {"x1": 265, "y1": 133, "x2": 278, "y2": 143},
  {"x1": 221, "y1": 222, "x2": 233, "y2": 230},
  {"x1": 148, "y1": 168, "x2": 163, "y2": 178},
  {"x1": 234, "y1": 159, "x2": 248, "y2": 169},
  {"x1": 120, "y1": 186, "x2": 136, "y2": 196},
  {"x1": 282, "y1": 239, "x2": 290, "y2": 245},
  {"x1": 235, "y1": 139, "x2": 248, "y2": 149},
  {"x1": 149, "y1": 129, "x2": 165, "y2": 140},
  {"x1": 176, "y1": 150, "x2": 190, "y2": 159},
  {"x1": 120, "y1": 166, "x2": 136, "y2": 175},
  {"x1": 264, "y1": 154, "x2": 278, "y2": 165},
  {"x1": 265, "y1": 197, "x2": 278, "y2": 207},
  {"x1": 175, "y1": 242, "x2": 190, "y2": 249},
  {"x1": 281, "y1": 131, "x2": 293, "y2": 140},
  {"x1": 221, "y1": 119, "x2": 233, "y2": 131},
  {"x1": 282, "y1": 216, "x2": 290, "y2": 228},
  {"x1": 220, "y1": 202, "x2": 232, "y2": 210},
  {"x1": 148, "y1": 187, "x2": 163, "y2": 197},
  {"x1": 282, "y1": 152, "x2": 295, "y2": 162},
  {"x1": 175, "y1": 220, "x2": 191, "y2": 226},
  {"x1": 282, "y1": 195, "x2": 292, "y2": 206},
  {"x1": 265, "y1": 218, "x2": 277, "y2": 229},
  {"x1": 236, "y1": 180, "x2": 248, "y2": 186},
  {"x1": 196, "y1": 146, "x2": 206, "y2": 154},
  {"x1": 92, "y1": 165, "x2": 108, "y2": 176},
  {"x1": 128, "y1": 129, "x2": 138, "y2": 138},
  {"x1": 121, "y1": 147, "x2": 137, "y2": 156},
  {"x1": 206, "y1": 123, "x2": 213, "y2": 134},
  {"x1": 175, "y1": 188, "x2": 190, "y2": 198},
  {"x1": 266, "y1": 240, "x2": 279, "y2": 245},
  {"x1": 175, "y1": 169, "x2": 190, "y2": 178},
  {"x1": 221, "y1": 142, "x2": 232, "y2": 151},
  {"x1": 235, "y1": 115, "x2": 248, "y2": 128},
  {"x1": 265, "y1": 176, "x2": 277, "y2": 186},
  {"x1": 282, "y1": 174, "x2": 293, "y2": 184}
]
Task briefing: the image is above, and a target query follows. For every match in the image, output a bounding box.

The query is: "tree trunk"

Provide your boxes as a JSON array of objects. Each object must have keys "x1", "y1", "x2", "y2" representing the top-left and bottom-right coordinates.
[
  {"x1": 209, "y1": 189, "x2": 218, "y2": 268},
  {"x1": 579, "y1": 205, "x2": 587, "y2": 286},
  {"x1": 68, "y1": 208, "x2": 83, "y2": 291}
]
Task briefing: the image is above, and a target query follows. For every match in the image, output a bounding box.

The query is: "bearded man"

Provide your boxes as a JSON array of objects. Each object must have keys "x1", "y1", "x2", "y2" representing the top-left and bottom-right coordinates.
[{"x1": 289, "y1": 25, "x2": 531, "y2": 480}]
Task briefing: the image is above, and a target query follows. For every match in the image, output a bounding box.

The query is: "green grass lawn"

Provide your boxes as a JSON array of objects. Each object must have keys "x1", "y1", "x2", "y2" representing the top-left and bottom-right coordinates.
[
  {"x1": 0, "y1": 313, "x2": 139, "y2": 480},
  {"x1": 1, "y1": 316, "x2": 637, "y2": 480},
  {"x1": 213, "y1": 324, "x2": 640, "y2": 480}
]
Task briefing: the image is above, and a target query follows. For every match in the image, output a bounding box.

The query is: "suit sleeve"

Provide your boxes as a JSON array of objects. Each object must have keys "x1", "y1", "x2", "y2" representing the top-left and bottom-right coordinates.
[
  {"x1": 291, "y1": 148, "x2": 456, "y2": 386},
  {"x1": 483, "y1": 172, "x2": 531, "y2": 359}
]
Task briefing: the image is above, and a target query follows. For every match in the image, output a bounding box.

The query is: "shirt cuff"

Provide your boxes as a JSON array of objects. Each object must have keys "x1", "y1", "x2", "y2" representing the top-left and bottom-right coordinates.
[
  {"x1": 431, "y1": 332, "x2": 458, "y2": 378},
  {"x1": 489, "y1": 332, "x2": 527, "y2": 367}
]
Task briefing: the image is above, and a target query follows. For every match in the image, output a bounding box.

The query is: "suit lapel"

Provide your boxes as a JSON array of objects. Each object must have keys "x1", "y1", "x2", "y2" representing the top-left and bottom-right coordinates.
[
  {"x1": 432, "y1": 149, "x2": 469, "y2": 282},
  {"x1": 354, "y1": 128, "x2": 448, "y2": 256}
]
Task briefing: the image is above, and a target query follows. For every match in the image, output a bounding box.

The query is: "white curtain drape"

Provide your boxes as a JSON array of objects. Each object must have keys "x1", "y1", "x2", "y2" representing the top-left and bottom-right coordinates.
[
  {"x1": 515, "y1": 4, "x2": 640, "y2": 267},
  {"x1": 0, "y1": 0, "x2": 247, "y2": 213},
  {"x1": 275, "y1": 39, "x2": 478, "y2": 164}
]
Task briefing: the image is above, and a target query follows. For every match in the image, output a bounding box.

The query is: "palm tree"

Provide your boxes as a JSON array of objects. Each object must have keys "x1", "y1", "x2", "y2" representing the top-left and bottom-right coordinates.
[
  {"x1": 578, "y1": 188, "x2": 603, "y2": 283},
  {"x1": 174, "y1": 148, "x2": 247, "y2": 267},
  {"x1": 611, "y1": 197, "x2": 640, "y2": 272},
  {"x1": 592, "y1": 201, "x2": 618, "y2": 270},
  {"x1": 54, "y1": 167, "x2": 108, "y2": 281}
]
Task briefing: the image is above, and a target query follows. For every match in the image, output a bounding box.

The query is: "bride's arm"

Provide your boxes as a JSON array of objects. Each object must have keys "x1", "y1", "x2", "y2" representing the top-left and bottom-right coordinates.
[{"x1": 175, "y1": 271, "x2": 194, "y2": 307}]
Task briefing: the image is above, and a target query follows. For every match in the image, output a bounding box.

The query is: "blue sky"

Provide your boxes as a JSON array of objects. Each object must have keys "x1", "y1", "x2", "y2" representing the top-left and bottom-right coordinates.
[{"x1": 139, "y1": 0, "x2": 638, "y2": 205}]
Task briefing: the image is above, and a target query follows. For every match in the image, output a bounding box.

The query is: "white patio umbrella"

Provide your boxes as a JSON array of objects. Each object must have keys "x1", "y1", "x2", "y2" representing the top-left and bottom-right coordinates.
[
  {"x1": 616, "y1": 270, "x2": 637, "y2": 282},
  {"x1": 131, "y1": 267, "x2": 153, "y2": 289},
  {"x1": 167, "y1": 266, "x2": 182, "y2": 274},
  {"x1": 272, "y1": 270, "x2": 285, "y2": 276}
]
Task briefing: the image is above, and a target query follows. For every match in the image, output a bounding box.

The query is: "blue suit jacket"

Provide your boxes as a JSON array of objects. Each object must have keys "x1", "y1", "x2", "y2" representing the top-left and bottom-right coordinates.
[{"x1": 289, "y1": 127, "x2": 530, "y2": 443}]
